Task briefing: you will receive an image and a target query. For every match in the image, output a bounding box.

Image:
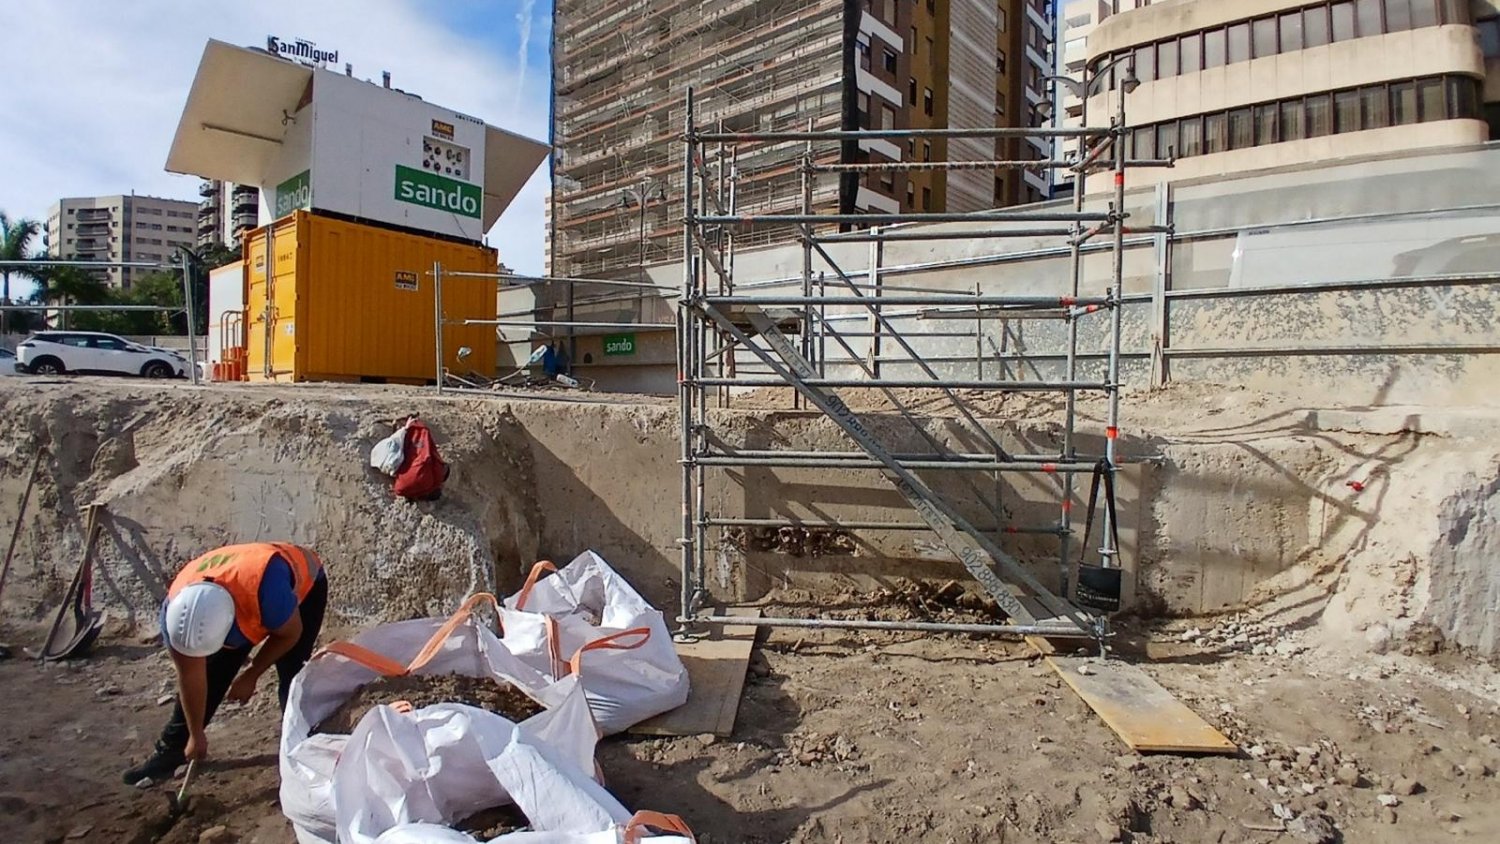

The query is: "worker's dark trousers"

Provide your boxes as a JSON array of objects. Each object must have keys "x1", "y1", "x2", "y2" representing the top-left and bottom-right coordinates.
[{"x1": 155, "y1": 574, "x2": 328, "y2": 757}]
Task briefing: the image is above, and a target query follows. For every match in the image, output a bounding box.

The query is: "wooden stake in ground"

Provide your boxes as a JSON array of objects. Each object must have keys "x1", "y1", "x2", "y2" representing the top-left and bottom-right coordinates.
[{"x1": 0, "y1": 446, "x2": 46, "y2": 610}]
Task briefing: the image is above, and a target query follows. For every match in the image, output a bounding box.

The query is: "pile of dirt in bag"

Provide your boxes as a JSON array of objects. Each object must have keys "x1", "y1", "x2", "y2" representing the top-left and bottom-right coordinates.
[
  {"x1": 312, "y1": 673, "x2": 546, "y2": 735},
  {"x1": 457, "y1": 804, "x2": 531, "y2": 838}
]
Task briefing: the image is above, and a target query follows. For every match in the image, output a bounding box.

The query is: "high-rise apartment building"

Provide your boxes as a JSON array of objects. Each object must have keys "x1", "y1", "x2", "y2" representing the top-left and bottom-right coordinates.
[
  {"x1": 44, "y1": 194, "x2": 199, "y2": 289},
  {"x1": 196, "y1": 180, "x2": 261, "y2": 249},
  {"x1": 1053, "y1": 0, "x2": 1152, "y2": 193},
  {"x1": 549, "y1": 0, "x2": 1052, "y2": 280}
]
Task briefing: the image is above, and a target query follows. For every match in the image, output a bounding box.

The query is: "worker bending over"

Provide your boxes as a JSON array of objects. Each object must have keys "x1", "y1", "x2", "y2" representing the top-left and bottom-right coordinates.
[{"x1": 123, "y1": 542, "x2": 328, "y2": 785}]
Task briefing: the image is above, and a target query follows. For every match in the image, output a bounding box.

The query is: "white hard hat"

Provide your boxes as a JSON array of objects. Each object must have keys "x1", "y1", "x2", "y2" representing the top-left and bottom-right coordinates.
[{"x1": 164, "y1": 582, "x2": 235, "y2": 657}]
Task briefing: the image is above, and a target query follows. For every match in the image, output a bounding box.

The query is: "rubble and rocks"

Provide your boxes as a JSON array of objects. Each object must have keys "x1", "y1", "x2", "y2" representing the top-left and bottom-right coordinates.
[
  {"x1": 1286, "y1": 812, "x2": 1339, "y2": 844},
  {"x1": 311, "y1": 674, "x2": 544, "y2": 735}
]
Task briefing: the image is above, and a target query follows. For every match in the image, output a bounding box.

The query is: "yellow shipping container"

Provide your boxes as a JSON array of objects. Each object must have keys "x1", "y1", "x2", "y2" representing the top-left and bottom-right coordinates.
[{"x1": 243, "y1": 211, "x2": 497, "y2": 383}]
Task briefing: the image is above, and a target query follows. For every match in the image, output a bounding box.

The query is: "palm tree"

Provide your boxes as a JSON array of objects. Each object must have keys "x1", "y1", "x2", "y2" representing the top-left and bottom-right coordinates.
[{"x1": 0, "y1": 212, "x2": 48, "y2": 335}]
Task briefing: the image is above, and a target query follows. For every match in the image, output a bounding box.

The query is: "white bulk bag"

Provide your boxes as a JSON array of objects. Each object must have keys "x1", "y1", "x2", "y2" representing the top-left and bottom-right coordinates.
[
  {"x1": 500, "y1": 552, "x2": 689, "y2": 734},
  {"x1": 280, "y1": 595, "x2": 581, "y2": 844},
  {"x1": 335, "y1": 700, "x2": 616, "y2": 844}
]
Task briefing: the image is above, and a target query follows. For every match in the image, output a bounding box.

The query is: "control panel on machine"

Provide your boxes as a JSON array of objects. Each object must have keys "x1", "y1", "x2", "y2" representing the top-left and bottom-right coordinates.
[{"x1": 421, "y1": 136, "x2": 470, "y2": 180}]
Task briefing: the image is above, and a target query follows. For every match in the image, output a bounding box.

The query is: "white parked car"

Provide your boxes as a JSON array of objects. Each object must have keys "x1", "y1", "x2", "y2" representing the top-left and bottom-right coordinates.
[{"x1": 16, "y1": 331, "x2": 188, "y2": 378}]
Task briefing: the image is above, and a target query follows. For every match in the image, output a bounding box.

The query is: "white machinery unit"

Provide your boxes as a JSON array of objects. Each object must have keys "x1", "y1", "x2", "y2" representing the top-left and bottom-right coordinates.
[
  {"x1": 166, "y1": 39, "x2": 548, "y2": 243},
  {"x1": 206, "y1": 260, "x2": 246, "y2": 378}
]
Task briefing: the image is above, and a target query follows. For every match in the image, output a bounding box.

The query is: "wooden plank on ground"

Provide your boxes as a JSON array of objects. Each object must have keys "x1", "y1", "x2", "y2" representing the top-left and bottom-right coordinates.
[
  {"x1": 1046, "y1": 655, "x2": 1237, "y2": 754},
  {"x1": 630, "y1": 609, "x2": 760, "y2": 738}
]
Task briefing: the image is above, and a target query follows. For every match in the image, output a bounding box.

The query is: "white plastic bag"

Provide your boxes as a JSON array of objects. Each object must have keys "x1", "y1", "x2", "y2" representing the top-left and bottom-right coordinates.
[
  {"x1": 336, "y1": 698, "x2": 617, "y2": 844},
  {"x1": 501, "y1": 552, "x2": 689, "y2": 734},
  {"x1": 370, "y1": 422, "x2": 411, "y2": 476},
  {"x1": 280, "y1": 595, "x2": 582, "y2": 844}
]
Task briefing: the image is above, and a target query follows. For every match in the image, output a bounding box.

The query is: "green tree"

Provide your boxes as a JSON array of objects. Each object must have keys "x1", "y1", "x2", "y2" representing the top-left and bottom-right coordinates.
[{"x1": 1, "y1": 213, "x2": 47, "y2": 334}]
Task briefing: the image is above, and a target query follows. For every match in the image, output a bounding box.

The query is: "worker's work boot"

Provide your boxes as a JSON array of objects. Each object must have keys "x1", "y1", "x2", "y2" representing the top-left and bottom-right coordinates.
[{"x1": 121, "y1": 744, "x2": 185, "y2": 786}]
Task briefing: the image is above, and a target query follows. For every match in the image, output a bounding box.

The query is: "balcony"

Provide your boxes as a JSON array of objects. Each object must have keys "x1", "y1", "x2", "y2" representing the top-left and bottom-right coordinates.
[
  {"x1": 74, "y1": 240, "x2": 108, "y2": 253},
  {"x1": 75, "y1": 209, "x2": 109, "y2": 223},
  {"x1": 199, "y1": 198, "x2": 219, "y2": 215},
  {"x1": 199, "y1": 181, "x2": 220, "y2": 197},
  {"x1": 77, "y1": 224, "x2": 110, "y2": 237}
]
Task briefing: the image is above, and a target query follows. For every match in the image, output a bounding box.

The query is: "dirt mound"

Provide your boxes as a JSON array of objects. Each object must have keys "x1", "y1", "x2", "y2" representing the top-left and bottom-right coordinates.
[
  {"x1": 313, "y1": 673, "x2": 544, "y2": 735},
  {"x1": 457, "y1": 803, "x2": 530, "y2": 838}
]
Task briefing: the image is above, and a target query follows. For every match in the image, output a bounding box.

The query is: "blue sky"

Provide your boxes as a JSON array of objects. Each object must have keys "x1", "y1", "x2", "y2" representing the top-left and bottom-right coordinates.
[{"x1": 0, "y1": 1, "x2": 553, "y2": 273}]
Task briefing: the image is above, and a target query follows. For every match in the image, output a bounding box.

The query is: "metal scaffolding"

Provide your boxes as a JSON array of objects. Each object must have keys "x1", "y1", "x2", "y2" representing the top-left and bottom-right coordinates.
[{"x1": 676, "y1": 85, "x2": 1163, "y2": 643}]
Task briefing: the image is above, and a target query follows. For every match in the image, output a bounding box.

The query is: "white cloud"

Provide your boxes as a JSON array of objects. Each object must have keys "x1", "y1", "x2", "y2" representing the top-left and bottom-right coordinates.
[{"x1": 0, "y1": 0, "x2": 550, "y2": 272}]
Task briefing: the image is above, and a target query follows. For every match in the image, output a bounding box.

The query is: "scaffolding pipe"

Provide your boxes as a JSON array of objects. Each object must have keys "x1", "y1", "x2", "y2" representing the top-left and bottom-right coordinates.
[
  {"x1": 703, "y1": 210, "x2": 1112, "y2": 225},
  {"x1": 705, "y1": 293, "x2": 1110, "y2": 307},
  {"x1": 460, "y1": 319, "x2": 675, "y2": 329},
  {"x1": 433, "y1": 261, "x2": 445, "y2": 395},
  {"x1": 705, "y1": 517, "x2": 1065, "y2": 534},
  {"x1": 695, "y1": 456, "x2": 1102, "y2": 472},
  {"x1": 696, "y1": 126, "x2": 1104, "y2": 142},
  {"x1": 817, "y1": 228, "x2": 1075, "y2": 242},
  {"x1": 812, "y1": 159, "x2": 1078, "y2": 172},
  {"x1": 681, "y1": 614, "x2": 1093, "y2": 638},
  {"x1": 678, "y1": 87, "x2": 698, "y2": 627},
  {"x1": 696, "y1": 377, "x2": 1109, "y2": 390}
]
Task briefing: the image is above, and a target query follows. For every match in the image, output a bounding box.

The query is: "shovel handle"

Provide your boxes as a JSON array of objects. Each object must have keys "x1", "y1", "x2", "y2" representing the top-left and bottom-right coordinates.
[{"x1": 176, "y1": 760, "x2": 198, "y2": 803}]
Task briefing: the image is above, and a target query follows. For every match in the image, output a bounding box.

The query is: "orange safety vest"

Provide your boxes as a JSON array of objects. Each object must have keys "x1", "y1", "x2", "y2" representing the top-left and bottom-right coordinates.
[{"x1": 167, "y1": 543, "x2": 323, "y2": 646}]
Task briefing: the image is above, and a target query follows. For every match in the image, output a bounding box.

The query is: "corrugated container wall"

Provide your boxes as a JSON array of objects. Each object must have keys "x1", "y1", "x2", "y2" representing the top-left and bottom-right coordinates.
[{"x1": 243, "y1": 211, "x2": 497, "y2": 383}]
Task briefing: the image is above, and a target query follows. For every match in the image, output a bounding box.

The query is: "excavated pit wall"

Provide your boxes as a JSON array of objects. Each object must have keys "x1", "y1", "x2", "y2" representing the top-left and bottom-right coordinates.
[{"x1": 0, "y1": 381, "x2": 1496, "y2": 658}]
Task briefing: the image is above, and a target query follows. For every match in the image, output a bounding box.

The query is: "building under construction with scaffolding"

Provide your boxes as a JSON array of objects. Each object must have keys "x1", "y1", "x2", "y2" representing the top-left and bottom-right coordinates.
[{"x1": 548, "y1": 0, "x2": 1055, "y2": 284}]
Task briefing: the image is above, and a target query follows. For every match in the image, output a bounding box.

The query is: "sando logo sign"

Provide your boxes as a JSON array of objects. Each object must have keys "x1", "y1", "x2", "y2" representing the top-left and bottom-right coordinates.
[
  {"x1": 266, "y1": 35, "x2": 338, "y2": 66},
  {"x1": 395, "y1": 165, "x2": 481, "y2": 219},
  {"x1": 274, "y1": 170, "x2": 311, "y2": 219}
]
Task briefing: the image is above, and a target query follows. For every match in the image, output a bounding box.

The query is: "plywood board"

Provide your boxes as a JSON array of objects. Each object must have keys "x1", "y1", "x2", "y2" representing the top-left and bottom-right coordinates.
[
  {"x1": 1047, "y1": 655, "x2": 1237, "y2": 755},
  {"x1": 631, "y1": 609, "x2": 760, "y2": 738}
]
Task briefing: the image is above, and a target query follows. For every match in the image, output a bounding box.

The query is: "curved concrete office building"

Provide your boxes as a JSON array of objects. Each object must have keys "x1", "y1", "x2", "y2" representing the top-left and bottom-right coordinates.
[{"x1": 1084, "y1": 0, "x2": 1490, "y2": 187}]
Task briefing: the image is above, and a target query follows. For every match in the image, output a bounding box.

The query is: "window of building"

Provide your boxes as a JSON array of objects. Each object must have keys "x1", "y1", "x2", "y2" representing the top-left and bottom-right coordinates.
[
  {"x1": 1156, "y1": 121, "x2": 1179, "y2": 157},
  {"x1": 1178, "y1": 32, "x2": 1202, "y2": 73},
  {"x1": 1390, "y1": 80, "x2": 1417, "y2": 124},
  {"x1": 880, "y1": 170, "x2": 895, "y2": 192},
  {"x1": 1478, "y1": 17, "x2": 1500, "y2": 58},
  {"x1": 909, "y1": 77, "x2": 917, "y2": 102},
  {"x1": 923, "y1": 87, "x2": 934, "y2": 116},
  {"x1": 1306, "y1": 92, "x2": 1333, "y2": 136},
  {"x1": 1410, "y1": 1, "x2": 1438, "y2": 27},
  {"x1": 1252, "y1": 17, "x2": 1278, "y2": 57},
  {"x1": 911, "y1": 27, "x2": 918, "y2": 55},
  {"x1": 907, "y1": 184, "x2": 916, "y2": 208},
  {"x1": 1361, "y1": 84, "x2": 1390, "y2": 128},
  {"x1": 1133, "y1": 127, "x2": 1155, "y2": 159},
  {"x1": 1228, "y1": 107, "x2": 1254, "y2": 149},
  {"x1": 859, "y1": 91, "x2": 871, "y2": 124},
  {"x1": 1446, "y1": 74, "x2": 1478, "y2": 119},
  {"x1": 1254, "y1": 103, "x2": 1280, "y2": 145},
  {"x1": 921, "y1": 187, "x2": 932, "y2": 210},
  {"x1": 1135, "y1": 44, "x2": 1155, "y2": 82},
  {"x1": 1306, "y1": 5, "x2": 1332, "y2": 46},
  {"x1": 1203, "y1": 27, "x2": 1226, "y2": 68},
  {"x1": 1204, "y1": 112, "x2": 1229, "y2": 153},
  {"x1": 883, "y1": 48, "x2": 897, "y2": 73},
  {"x1": 1227, "y1": 22, "x2": 1251, "y2": 64},
  {"x1": 1334, "y1": 89, "x2": 1362, "y2": 132},
  {"x1": 1158, "y1": 39, "x2": 1178, "y2": 77},
  {"x1": 66, "y1": 208, "x2": 74, "y2": 215},
  {"x1": 1178, "y1": 116, "x2": 1203, "y2": 157},
  {"x1": 926, "y1": 0, "x2": 935, "y2": 13},
  {"x1": 1356, "y1": 0, "x2": 1383, "y2": 35},
  {"x1": 1415, "y1": 76, "x2": 1443, "y2": 120},
  {"x1": 881, "y1": 104, "x2": 896, "y2": 129},
  {"x1": 926, "y1": 37, "x2": 934, "y2": 61},
  {"x1": 1386, "y1": 0, "x2": 1413, "y2": 31},
  {"x1": 922, "y1": 141, "x2": 932, "y2": 162},
  {"x1": 1440, "y1": 0, "x2": 1471, "y2": 25},
  {"x1": 1280, "y1": 11, "x2": 1305, "y2": 51},
  {"x1": 1331, "y1": 2, "x2": 1356, "y2": 41},
  {"x1": 998, "y1": 7, "x2": 1006, "y2": 33},
  {"x1": 997, "y1": 49, "x2": 1006, "y2": 74},
  {"x1": 858, "y1": 39, "x2": 871, "y2": 70},
  {"x1": 1281, "y1": 98, "x2": 1307, "y2": 141}
]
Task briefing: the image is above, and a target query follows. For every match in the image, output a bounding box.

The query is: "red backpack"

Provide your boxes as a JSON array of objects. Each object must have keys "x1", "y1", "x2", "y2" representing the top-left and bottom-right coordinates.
[{"x1": 393, "y1": 420, "x2": 450, "y2": 501}]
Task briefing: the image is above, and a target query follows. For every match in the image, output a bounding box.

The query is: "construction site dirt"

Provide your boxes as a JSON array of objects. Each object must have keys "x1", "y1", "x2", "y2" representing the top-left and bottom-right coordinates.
[{"x1": 2, "y1": 378, "x2": 1499, "y2": 842}]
